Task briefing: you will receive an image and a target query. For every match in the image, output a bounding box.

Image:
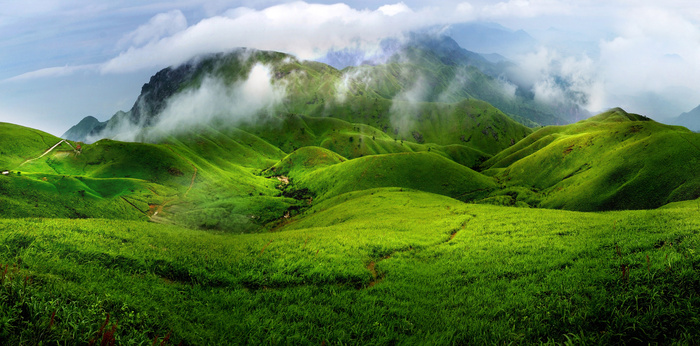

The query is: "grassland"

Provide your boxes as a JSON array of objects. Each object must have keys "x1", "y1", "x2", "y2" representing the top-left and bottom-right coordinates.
[
  {"x1": 4, "y1": 102, "x2": 700, "y2": 344},
  {"x1": 2, "y1": 189, "x2": 700, "y2": 344},
  {"x1": 482, "y1": 108, "x2": 700, "y2": 210}
]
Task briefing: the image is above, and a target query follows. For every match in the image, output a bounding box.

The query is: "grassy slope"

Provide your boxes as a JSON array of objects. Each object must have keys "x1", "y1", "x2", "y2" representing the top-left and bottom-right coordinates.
[
  {"x1": 0, "y1": 118, "x2": 501, "y2": 231},
  {"x1": 292, "y1": 92, "x2": 532, "y2": 157},
  {"x1": 2, "y1": 189, "x2": 700, "y2": 344},
  {"x1": 244, "y1": 113, "x2": 496, "y2": 168},
  {"x1": 157, "y1": 127, "x2": 301, "y2": 231},
  {"x1": 0, "y1": 122, "x2": 75, "y2": 171},
  {"x1": 271, "y1": 150, "x2": 497, "y2": 202},
  {"x1": 0, "y1": 123, "x2": 179, "y2": 220},
  {"x1": 482, "y1": 108, "x2": 700, "y2": 210},
  {"x1": 191, "y1": 49, "x2": 535, "y2": 158}
]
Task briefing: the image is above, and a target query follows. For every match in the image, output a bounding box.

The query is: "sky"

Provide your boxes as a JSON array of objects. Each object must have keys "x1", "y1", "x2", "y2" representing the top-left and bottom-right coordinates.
[{"x1": 2, "y1": 0, "x2": 700, "y2": 136}]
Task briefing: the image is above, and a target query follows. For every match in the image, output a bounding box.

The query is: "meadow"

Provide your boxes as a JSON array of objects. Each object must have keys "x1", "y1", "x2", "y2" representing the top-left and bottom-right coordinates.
[{"x1": 2, "y1": 189, "x2": 700, "y2": 344}]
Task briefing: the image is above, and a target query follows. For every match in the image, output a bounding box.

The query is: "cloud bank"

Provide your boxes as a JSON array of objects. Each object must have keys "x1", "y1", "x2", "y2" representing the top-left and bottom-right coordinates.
[
  {"x1": 90, "y1": 62, "x2": 286, "y2": 142},
  {"x1": 90, "y1": 2, "x2": 700, "y2": 118},
  {"x1": 100, "y1": 2, "x2": 478, "y2": 74},
  {"x1": 6, "y1": 0, "x2": 700, "y2": 132}
]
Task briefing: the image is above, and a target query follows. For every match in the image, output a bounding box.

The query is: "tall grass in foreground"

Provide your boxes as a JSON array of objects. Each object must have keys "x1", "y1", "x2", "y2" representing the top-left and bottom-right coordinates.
[{"x1": 0, "y1": 189, "x2": 699, "y2": 344}]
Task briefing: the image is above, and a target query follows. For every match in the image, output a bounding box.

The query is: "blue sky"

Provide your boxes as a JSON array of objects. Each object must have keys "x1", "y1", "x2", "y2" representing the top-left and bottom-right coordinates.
[{"x1": 2, "y1": 1, "x2": 700, "y2": 135}]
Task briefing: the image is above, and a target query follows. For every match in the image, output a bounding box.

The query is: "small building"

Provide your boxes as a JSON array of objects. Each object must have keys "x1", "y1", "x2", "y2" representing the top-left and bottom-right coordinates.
[{"x1": 1, "y1": 171, "x2": 10, "y2": 175}]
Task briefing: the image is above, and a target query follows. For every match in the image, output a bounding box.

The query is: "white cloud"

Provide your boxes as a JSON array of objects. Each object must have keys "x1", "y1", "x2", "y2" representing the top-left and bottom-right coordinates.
[
  {"x1": 117, "y1": 10, "x2": 187, "y2": 49},
  {"x1": 377, "y1": 2, "x2": 412, "y2": 16},
  {"x1": 595, "y1": 5, "x2": 700, "y2": 115},
  {"x1": 145, "y1": 63, "x2": 286, "y2": 141},
  {"x1": 7, "y1": 0, "x2": 700, "y2": 123},
  {"x1": 99, "y1": 1, "x2": 480, "y2": 74},
  {"x1": 389, "y1": 74, "x2": 429, "y2": 136},
  {"x1": 3, "y1": 64, "x2": 99, "y2": 82},
  {"x1": 509, "y1": 48, "x2": 601, "y2": 110},
  {"x1": 480, "y1": 0, "x2": 573, "y2": 18}
]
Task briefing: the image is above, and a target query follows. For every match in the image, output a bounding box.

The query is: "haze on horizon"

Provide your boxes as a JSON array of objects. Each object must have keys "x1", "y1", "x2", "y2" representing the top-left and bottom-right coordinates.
[{"x1": 2, "y1": 0, "x2": 700, "y2": 136}]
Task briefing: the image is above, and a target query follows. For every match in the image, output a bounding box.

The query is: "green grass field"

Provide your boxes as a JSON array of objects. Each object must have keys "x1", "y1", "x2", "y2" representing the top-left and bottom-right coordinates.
[
  {"x1": 3, "y1": 102, "x2": 700, "y2": 344},
  {"x1": 2, "y1": 189, "x2": 700, "y2": 344}
]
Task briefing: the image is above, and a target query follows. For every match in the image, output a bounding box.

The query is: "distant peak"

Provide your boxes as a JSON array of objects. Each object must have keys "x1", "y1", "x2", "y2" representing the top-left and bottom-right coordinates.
[
  {"x1": 588, "y1": 107, "x2": 651, "y2": 123},
  {"x1": 609, "y1": 107, "x2": 628, "y2": 115},
  {"x1": 80, "y1": 115, "x2": 100, "y2": 122}
]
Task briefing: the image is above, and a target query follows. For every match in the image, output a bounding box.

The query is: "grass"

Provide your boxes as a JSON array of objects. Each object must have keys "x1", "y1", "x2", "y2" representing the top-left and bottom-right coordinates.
[
  {"x1": 271, "y1": 151, "x2": 498, "y2": 202},
  {"x1": 4, "y1": 98, "x2": 700, "y2": 343},
  {"x1": 481, "y1": 108, "x2": 700, "y2": 210},
  {"x1": 1, "y1": 189, "x2": 700, "y2": 344}
]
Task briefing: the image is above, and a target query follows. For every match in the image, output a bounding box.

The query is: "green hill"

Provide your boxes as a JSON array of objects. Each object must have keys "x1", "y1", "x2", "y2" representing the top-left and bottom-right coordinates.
[
  {"x1": 482, "y1": 108, "x2": 700, "y2": 210},
  {"x1": 242, "y1": 112, "x2": 507, "y2": 167},
  {"x1": 4, "y1": 105, "x2": 700, "y2": 345},
  {"x1": 271, "y1": 150, "x2": 497, "y2": 202},
  {"x1": 1, "y1": 117, "x2": 503, "y2": 232},
  {"x1": 0, "y1": 122, "x2": 71, "y2": 170}
]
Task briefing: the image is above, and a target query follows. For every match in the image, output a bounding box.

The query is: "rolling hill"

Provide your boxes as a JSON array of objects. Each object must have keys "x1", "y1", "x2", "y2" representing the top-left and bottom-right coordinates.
[
  {"x1": 482, "y1": 108, "x2": 700, "y2": 210},
  {"x1": 5, "y1": 99, "x2": 700, "y2": 346}
]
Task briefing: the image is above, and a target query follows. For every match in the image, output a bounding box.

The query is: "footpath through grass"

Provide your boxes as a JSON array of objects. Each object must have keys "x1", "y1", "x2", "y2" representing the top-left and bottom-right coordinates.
[{"x1": 1, "y1": 189, "x2": 700, "y2": 344}]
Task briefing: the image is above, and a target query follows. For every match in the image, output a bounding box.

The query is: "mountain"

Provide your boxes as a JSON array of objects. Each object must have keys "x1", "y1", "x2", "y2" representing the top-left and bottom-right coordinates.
[
  {"x1": 315, "y1": 34, "x2": 586, "y2": 126},
  {"x1": 671, "y1": 104, "x2": 700, "y2": 132},
  {"x1": 61, "y1": 116, "x2": 105, "y2": 142},
  {"x1": 74, "y1": 43, "x2": 548, "y2": 146},
  {"x1": 73, "y1": 37, "x2": 595, "y2": 148},
  {"x1": 442, "y1": 22, "x2": 538, "y2": 58},
  {"x1": 481, "y1": 108, "x2": 700, "y2": 210}
]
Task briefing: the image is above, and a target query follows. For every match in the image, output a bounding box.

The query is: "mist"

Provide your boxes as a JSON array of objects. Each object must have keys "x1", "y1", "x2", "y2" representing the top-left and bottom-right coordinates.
[
  {"x1": 148, "y1": 63, "x2": 285, "y2": 140},
  {"x1": 87, "y1": 62, "x2": 286, "y2": 143},
  {"x1": 505, "y1": 48, "x2": 603, "y2": 114},
  {"x1": 389, "y1": 75, "x2": 429, "y2": 137}
]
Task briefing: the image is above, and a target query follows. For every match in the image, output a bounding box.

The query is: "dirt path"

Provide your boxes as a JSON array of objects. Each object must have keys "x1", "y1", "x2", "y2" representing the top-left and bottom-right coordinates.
[
  {"x1": 259, "y1": 240, "x2": 274, "y2": 256},
  {"x1": 366, "y1": 255, "x2": 392, "y2": 288},
  {"x1": 363, "y1": 216, "x2": 473, "y2": 289},
  {"x1": 446, "y1": 219, "x2": 470, "y2": 243},
  {"x1": 20, "y1": 139, "x2": 72, "y2": 166}
]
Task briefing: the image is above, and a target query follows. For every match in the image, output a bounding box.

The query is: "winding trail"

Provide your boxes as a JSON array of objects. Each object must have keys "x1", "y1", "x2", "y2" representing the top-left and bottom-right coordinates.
[
  {"x1": 366, "y1": 255, "x2": 392, "y2": 288},
  {"x1": 363, "y1": 216, "x2": 473, "y2": 289},
  {"x1": 165, "y1": 146, "x2": 197, "y2": 198},
  {"x1": 20, "y1": 139, "x2": 75, "y2": 166}
]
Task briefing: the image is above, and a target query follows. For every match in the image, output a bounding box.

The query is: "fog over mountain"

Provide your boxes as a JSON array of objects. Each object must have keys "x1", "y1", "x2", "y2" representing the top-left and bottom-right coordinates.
[{"x1": 3, "y1": 1, "x2": 700, "y2": 135}]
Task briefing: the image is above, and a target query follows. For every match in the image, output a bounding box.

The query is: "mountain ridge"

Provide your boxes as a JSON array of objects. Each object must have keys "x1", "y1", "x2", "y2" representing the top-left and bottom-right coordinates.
[
  {"x1": 671, "y1": 104, "x2": 700, "y2": 132},
  {"x1": 65, "y1": 35, "x2": 590, "y2": 143}
]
